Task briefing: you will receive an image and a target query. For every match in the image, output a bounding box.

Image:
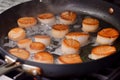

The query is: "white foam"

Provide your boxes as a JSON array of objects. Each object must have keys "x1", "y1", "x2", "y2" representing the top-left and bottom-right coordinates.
[{"x1": 3, "y1": 40, "x2": 17, "y2": 48}]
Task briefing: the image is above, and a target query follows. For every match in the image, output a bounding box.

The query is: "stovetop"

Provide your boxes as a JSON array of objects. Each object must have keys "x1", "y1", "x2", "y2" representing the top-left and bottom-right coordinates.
[
  {"x1": 0, "y1": 55, "x2": 120, "y2": 80},
  {"x1": 0, "y1": 0, "x2": 120, "y2": 80}
]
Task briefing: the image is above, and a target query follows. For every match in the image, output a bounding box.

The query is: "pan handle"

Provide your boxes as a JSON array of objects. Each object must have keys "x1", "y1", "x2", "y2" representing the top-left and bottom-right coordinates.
[
  {"x1": 5, "y1": 56, "x2": 42, "y2": 76},
  {"x1": 0, "y1": 62, "x2": 21, "y2": 76}
]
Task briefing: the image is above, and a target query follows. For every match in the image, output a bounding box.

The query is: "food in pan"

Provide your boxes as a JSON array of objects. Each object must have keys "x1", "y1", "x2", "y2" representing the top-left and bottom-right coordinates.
[
  {"x1": 17, "y1": 38, "x2": 32, "y2": 49},
  {"x1": 33, "y1": 52, "x2": 54, "y2": 64},
  {"x1": 27, "y1": 42, "x2": 45, "y2": 53},
  {"x1": 82, "y1": 17, "x2": 99, "y2": 32},
  {"x1": 37, "y1": 13, "x2": 56, "y2": 25},
  {"x1": 57, "y1": 54, "x2": 82, "y2": 64},
  {"x1": 9, "y1": 48, "x2": 30, "y2": 60},
  {"x1": 17, "y1": 17, "x2": 37, "y2": 28},
  {"x1": 51, "y1": 24, "x2": 69, "y2": 38},
  {"x1": 59, "y1": 10, "x2": 77, "y2": 25},
  {"x1": 65, "y1": 32, "x2": 89, "y2": 46},
  {"x1": 61, "y1": 39, "x2": 80, "y2": 54},
  {"x1": 89, "y1": 45, "x2": 116, "y2": 60},
  {"x1": 34, "y1": 35, "x2": 51, "y2": 46},
  {"x1": 8, "y1": 27, "x2": 26, "y2": 41},
  {"x1": 6, "y1": 10, "x2": 120, "y2": 65},
  {"x1": 96, "y1": 28, "x2": 119, "y2": 45}
]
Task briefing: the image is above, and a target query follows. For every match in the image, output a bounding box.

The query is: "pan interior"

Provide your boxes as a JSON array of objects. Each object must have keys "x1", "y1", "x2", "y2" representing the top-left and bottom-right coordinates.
[
  {"x1": 1, "y1": 14, "x2": 120, "y2": 63},
  {"x1": 0, "y1": 1, "x2": 120, "y2": 64}
]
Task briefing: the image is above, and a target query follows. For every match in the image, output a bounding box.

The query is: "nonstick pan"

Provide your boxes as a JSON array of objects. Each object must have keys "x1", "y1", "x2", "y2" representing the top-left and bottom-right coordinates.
[{"x1": 0, "y1": 0, "x2": 120, "y2": 78}]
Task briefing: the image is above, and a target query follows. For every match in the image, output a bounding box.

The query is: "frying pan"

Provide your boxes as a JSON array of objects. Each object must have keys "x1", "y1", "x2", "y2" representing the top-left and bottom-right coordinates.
[{"x1": 0, "y1": 0, "x2": 120, "y2": 78}]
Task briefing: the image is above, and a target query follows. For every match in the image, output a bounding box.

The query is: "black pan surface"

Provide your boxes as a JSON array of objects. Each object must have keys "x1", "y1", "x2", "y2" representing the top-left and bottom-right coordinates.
[{"x1": 0, "y1": 0, "x2": 120, "y2": 77}]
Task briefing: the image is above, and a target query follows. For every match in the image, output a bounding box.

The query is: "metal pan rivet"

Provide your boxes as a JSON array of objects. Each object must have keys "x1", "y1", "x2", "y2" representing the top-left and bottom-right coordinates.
[
  {"x1": 32, "y1": 70, "x2": 37, "y2": 76},
  {"x1": 109, "y1": 7, "x2": 114, "y2": 14}
]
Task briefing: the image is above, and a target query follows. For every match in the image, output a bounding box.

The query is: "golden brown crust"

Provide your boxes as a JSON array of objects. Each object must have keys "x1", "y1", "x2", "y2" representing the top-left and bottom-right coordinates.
[
  {"x1": 17, "y1": 17, "x2": 37, "y2": 28},
  {"x1": 8, "y1": 27, "x2": 26, "y2": 41},
  {"x1": 82, "y1": 17, "x2": 99, "y2": 25},
  {"x1": 30, "y1": 42, "x2": 45, "y2": 50},
  {"x1": 17, "y1": 38, "x2": 32, "y2": 44},
  {"x1": 34, "y1": 52, "x2": 54, "y2": 64},
  {"x1": 60, "y1": 11, "x2": 77, "y2": 21},
  {"x1": 63, "y1": 39, "x2": 80, "y2": 49},
  {"x1": 38, "y1": 13, "x2": 54, "y2": 19},
  {"x1": 9, "y1": 48, "x2": 30, "y2": 60},
  {"x1": 18, "y1": 17, "x2": 37, "y2": 24},
  {"x1": 91, "y1": 45, "x2": 116, "y2": 56},
  {"x1": 58, "y1": 54, "x2": 82, "y2": 64},
  {"x1": 98, "y1": 28, "x2": 119, "y2": 38},
  {"x1": 52, "y1": 24, "x2": 69, "y2": 31},
  {"x1": 66, "y1": 32, "x2": 88, "y2": 36}
]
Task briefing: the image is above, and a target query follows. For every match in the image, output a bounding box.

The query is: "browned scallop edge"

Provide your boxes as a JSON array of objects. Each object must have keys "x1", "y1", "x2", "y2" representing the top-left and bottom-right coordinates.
[
  {"x1": 98, "y1": 28, "x2": 119, "y2": 38},
  {"x1": 60, "y1": 11, "x2": 77, "y2": 21},
  {"x1": 52, "y1": 24, "x2": 69, "y2": 31},
  {"x1": 38, "y1": 13, "x2": 54, "y2": 19},
  {"x1": 63, "y1": 39, "x2": 80, "y2": 49},
  {"x1": 66, "y1": 32, "x2": 89, "y2": 36},
  {"x1": 92, "y1": 45, "x2": 116, "y2": 55},
  {"x1": 34, "y1": 52, "x2": 54, "y2": 63},
  {"x1": 30, "y1": 42, "x2": 45, "y2": 50},
  {"x1": 18, "y1": 17, "x2": 37, "y2": 24},
  {"x1": 58, "y1": 54, "x2": 82, "y2": 64},
  {"x1": 9, "y1": 48, "x2": 30, "y2": 60},
  {"x1": 82, "y1": 18, "x2": 99, "y2": 25}
]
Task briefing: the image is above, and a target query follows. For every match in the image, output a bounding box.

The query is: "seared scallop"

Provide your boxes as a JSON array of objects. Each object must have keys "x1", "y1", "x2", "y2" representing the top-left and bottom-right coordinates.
[
  {"x1": 17, "y1": 38, "x2": 32, "y2": 49},
  {"x1": 51, "y1": 24, "x2": 69, "y2": 38},
  {"x1": 65, "y1": 32, "x2": 89, "y2": 46},
  {"x1": 8, "y1": 27, "x2": 26, "y2": 41},
  {"x1": 37, "y1": 13, "x2": 56, "y2": 25},
  {"x1": 61, "y1": 39, "x2": 80, "y2": 54},
  {"x1": 57, "y1": 54, "x2": 82, "y2": 64},
  {"x1": 17, "y1": 17, "x2": 37, "y2": 28},
  {"x1": 33, "y1": 52, "x2": 54, "y2": 64},
  {"x1": 89, "y1": 45, "x2": 116, "y2": 60},
  {"x1": 34, "y1": 35, "x2": 51, "y2": 46},
  {"x1": 82, "y1": 17, "x2": 99, "y2": 32},
  {"x1": 9, "y1": 48, "x2": 30, "y2": 60},
  {"x1": 96, "y1": 28, "x2": 119, "y2": 45},
  {"x1": 27, "y1": 42, "x2": 45, "y2": 53},
  {"x1": 59, "y1": 10, "x2": 77, "y2": 25}
]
